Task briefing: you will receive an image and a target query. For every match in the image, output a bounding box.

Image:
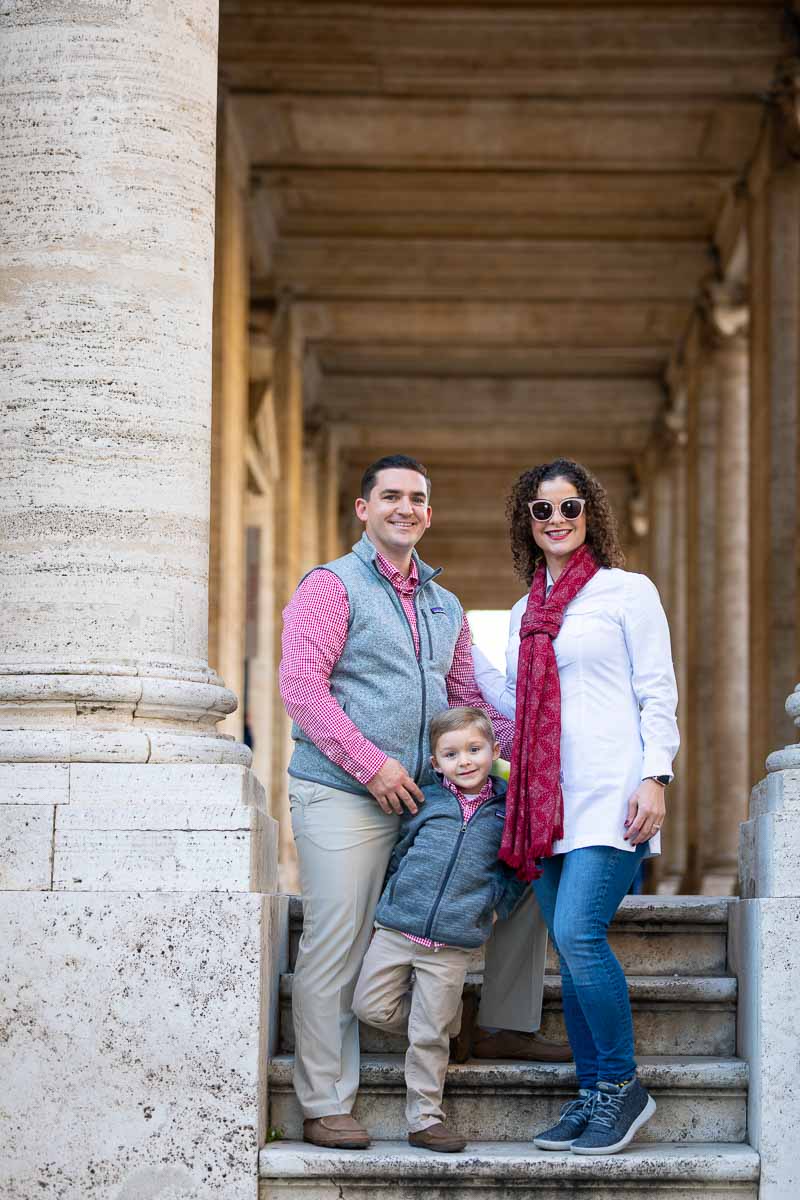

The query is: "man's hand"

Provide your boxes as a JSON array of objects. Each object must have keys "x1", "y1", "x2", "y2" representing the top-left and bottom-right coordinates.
[
  {"x1": 367, "y1": 758, "x2": 424, "y2": 815},
  {"x1": 624, "y1": 778, "x2": 666, "y2": 846}
]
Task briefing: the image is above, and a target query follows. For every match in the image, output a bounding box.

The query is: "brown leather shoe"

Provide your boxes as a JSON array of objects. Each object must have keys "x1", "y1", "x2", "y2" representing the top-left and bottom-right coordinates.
[
  {"x1": 408, "y1": 1122, "x2": 467, "y2": 1153},
  {"x1": 472, "y1": 1027, "x2": 573, "y2": 1062},
  {"x1": 449, "y1": 990, "x2": 478, "y2": 1064},
  {"x1": 302, "y1": 1114, "x2": 370, "y2": 1149}
]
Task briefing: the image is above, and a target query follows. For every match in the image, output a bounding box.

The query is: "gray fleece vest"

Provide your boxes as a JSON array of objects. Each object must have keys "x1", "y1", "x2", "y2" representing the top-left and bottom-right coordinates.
[{"x1": 288, "y1": 533, "x2": 464, "y2": 795}]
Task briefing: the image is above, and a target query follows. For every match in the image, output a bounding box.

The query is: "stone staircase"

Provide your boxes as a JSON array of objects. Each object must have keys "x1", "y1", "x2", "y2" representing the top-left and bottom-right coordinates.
[{"x1": 259, "y1": 895, "x2": 760, "y2": 1198}]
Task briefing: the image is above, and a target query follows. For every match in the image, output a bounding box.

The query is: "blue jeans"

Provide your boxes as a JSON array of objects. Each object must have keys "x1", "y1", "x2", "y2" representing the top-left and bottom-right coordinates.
[{"x1": 532, "y1": 842, "x2": 648, "y2": 1088}]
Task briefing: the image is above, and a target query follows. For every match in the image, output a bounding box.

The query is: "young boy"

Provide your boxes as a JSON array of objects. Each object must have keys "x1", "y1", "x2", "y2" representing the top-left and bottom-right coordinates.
[{"x1": 352, "y1": 706, "x2": 526, "y2": 1153}]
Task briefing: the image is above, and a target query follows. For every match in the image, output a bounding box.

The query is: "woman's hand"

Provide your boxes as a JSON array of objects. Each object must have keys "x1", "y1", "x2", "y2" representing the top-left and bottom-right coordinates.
[{"x1": 624, "y1": 779, "x2": 666, "y2": 845}]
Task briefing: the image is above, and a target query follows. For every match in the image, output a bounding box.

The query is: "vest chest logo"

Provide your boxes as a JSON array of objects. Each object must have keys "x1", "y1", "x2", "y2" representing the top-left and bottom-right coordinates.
[{"x1": 430, "y1": 606, "x2": 446, "y2": 614}]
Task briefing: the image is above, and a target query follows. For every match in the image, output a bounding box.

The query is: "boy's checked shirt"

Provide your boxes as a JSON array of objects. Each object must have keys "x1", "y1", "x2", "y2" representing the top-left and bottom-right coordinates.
[{"x1": 279, "y1": 549, "x2": 515, "y2": 786}]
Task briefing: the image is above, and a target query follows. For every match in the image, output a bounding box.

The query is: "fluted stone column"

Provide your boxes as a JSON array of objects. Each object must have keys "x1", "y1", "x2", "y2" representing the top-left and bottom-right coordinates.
[
  {"x1": 0, "y1": 8, "x2": 284, "y2": 1198},
  {"x1": 705, "y1": 287, "x2": 750, "y2": 893}
]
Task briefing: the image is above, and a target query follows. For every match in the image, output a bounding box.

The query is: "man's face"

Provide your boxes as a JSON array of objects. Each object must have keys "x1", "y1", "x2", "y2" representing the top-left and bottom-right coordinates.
[{"x1": 354, "y1": 468, "x2": 431, "y2": 558}]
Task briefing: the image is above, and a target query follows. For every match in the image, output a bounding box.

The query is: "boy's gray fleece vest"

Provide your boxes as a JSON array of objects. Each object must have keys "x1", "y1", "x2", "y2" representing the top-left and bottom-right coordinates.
[{"x1": 288, "y1": 533, "x2": 464, "y2": 795}]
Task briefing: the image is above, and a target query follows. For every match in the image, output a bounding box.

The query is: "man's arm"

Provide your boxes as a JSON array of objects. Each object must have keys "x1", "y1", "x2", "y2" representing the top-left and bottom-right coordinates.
[
  {"x1": 279, "y1": 570, "x2": 423, "y2": 813},
  {"x1": 446, "y1": 613, "x2": 515, "y2": 759},
  {"x1": 279, "y1": 570, "x2": 388, "y2": 783}
]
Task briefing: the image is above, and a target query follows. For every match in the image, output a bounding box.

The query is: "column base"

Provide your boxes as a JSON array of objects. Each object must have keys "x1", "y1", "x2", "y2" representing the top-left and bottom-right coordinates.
[{"x1": 0, "y1": 670, "x2": 251, "y2": 766}]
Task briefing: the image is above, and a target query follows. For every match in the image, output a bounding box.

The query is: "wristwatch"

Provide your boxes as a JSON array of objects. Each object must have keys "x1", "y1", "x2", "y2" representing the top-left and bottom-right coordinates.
[{"x1": 645, "y1": 775, "x2": 671, "y2": 787}]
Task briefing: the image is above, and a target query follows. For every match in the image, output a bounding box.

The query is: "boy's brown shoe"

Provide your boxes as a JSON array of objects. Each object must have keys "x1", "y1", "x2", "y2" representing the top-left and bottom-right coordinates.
[
  {"x1": 302, "y1": 1114, "x2": 370, "y2": 1149},
  {"x1": 472, "y1": 1028, "x2": 572, "y2": 1062},
  {"x1": 408, "y1": 1122, "x2": 467, "y2": 1153}
]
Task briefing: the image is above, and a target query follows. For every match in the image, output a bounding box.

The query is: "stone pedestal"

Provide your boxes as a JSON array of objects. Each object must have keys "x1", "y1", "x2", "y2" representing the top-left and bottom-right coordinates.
[
  {"x1": 732, "y1": 705, "x2": 800, "y2": 1199},
  {"x1": 1, "y1": 887, "x2": 288, "y2": 1200}
]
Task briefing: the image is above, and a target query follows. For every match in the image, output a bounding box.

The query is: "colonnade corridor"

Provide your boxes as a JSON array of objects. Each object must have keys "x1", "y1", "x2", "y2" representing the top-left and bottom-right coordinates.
[
  {"x1": 3, "y1": 3, "x2": 800, "y2": 1199},
  {"x1": 212, "y1": 1, "x2": 799, "y2": 899}
]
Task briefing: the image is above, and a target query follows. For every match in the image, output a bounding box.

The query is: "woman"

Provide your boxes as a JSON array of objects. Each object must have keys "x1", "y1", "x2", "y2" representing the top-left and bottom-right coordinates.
[{"x1": 472, "y1": 458, "x2": 679, "y2": 1156}]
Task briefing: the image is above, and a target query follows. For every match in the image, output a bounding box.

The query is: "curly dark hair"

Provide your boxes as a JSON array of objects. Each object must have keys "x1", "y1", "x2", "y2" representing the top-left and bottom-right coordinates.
[{"x1": 507, "y1": 458, "x2": 625, "y2": 585}]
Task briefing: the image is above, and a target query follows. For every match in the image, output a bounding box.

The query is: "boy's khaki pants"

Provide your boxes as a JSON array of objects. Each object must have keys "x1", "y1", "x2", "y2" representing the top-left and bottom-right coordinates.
[
  {"x1": 353, "y1": 927, "x2": 471, "y2": 1131},
  {"x1": 288, "y1": 777, "x2": 548, "y2": 1119}
]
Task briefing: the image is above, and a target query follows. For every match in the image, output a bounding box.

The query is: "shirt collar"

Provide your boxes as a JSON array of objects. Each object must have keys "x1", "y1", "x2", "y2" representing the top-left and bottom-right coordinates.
[
  {"x1": 442, "y1": 774, "x2": 494, "y2": 807},
  {"x1": 375, "y1": 549, "x2": 418, "y2": 594}
]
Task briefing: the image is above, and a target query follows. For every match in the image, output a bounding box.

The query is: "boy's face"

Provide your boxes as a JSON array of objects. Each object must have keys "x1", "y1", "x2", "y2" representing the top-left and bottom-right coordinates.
[{"x1": 431, "y1": 725, "x2": 499, "y2": 795}]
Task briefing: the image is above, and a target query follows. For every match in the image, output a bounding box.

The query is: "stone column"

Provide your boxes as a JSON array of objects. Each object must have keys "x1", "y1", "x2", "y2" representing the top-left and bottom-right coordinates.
[
  {"x1": 683, "y1": 318, "x2": 719, "y2": 890},
  {"x1": 270, "y1": 303, "x2": 305, "y2": 889},
  {"x1": 704, "y1": 286, "x2": 750, "y2": 894},
  {"x1": 209, "y1": 100, "x2": 251, "y2": 741},
  {"x1": 1, "y1": 10, "x2": 246, "y2": 770},
  {"x1": 648, "y1": 367, "x2": 689, "y2": 891},
  {"x1": 748, "y1": 75, "x2": 800, "y2": 785},
  {"x1": 0, "y1": 8, "x2": 284, "y2": 1198}
]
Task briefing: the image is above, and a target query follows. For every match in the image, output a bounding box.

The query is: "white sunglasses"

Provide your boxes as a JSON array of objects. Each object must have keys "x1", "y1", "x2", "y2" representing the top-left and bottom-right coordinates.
[{"x1": 527, "y1": 497, "x2": 586, "y2": 522}]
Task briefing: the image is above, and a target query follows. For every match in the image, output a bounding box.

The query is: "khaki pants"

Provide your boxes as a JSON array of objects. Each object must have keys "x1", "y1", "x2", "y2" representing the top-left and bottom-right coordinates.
[
  {"x1": 289, "y1": 778, "x2": 400, "y2": 1118},
  {"x1": 288, "y1": 776, "x2": 549, "y2": 1118},
  {"x1": 353, "y1": 927, "x2": 471, "y2": 1131}
]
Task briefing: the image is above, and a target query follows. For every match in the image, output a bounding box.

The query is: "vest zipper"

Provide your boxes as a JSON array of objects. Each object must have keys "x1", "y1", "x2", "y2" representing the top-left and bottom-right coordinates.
[
  {"x1": 370, "y1": 561, "x2": 442, "y2": 783},
  {"x1": 410, "y1": 576, "x2": 441, "y2": 778},
  {"x1": 422, "y1": 605, "x2": 434, "y2": 660}
]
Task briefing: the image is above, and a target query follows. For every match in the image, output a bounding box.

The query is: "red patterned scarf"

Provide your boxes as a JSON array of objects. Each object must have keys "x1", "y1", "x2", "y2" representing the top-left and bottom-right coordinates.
[{"x1": 500, "y1": 543, "x2": 600, "y2": 881}]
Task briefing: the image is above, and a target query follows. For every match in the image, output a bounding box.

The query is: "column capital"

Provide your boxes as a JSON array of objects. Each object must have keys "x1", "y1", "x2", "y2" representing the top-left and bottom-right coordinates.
[
  {"x1": 700, "y1": 280, "x2": 749, "y2": 347},
  {"x1": 659, "y1": 358, "x2": 689, "y2": 452}
]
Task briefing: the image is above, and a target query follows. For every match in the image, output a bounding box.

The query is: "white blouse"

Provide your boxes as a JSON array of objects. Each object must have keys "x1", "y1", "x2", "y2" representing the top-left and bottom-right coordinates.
[{"x1": 472, "y1": 567, "x2": 679, "y2": 856}]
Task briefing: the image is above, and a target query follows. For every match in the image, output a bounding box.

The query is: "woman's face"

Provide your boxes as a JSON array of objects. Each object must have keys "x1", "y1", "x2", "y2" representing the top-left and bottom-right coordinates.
[{"x1": 531, "y1": 475, "x2": 587, "y2": 569}]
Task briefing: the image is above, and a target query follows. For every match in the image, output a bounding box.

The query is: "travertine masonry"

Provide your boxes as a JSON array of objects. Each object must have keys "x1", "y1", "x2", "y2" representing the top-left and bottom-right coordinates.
[{"x1": 1, "y1": 891, "x2": 280, "y2": 1200}]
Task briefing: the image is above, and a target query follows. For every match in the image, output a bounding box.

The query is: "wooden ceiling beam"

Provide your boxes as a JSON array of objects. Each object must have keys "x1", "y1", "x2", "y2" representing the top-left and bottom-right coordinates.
[
  {"x1": 266, "y1": 236, "x2": 710, "y2": 302},
  {"x1": 296, "y1": 298, "x2": 688, "y2": 350},
  {"x1": 234, "y1": 95, "x2": 763, "y2": 174},
  {"x1": 221, "y1": 4, "x2": 785, "y2": 97}
]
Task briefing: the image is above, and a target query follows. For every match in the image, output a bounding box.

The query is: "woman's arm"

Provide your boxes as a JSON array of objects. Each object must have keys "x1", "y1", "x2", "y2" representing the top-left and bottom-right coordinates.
[
  {"x1": 622, "y1": 573, "x2": 680, "y2": 778},
  {"x1": 471, "y1": 644, "x2": 516, "y2": 719},
  {"x1": 469, "y1": 596, "x2": 527, "y2": 720}
]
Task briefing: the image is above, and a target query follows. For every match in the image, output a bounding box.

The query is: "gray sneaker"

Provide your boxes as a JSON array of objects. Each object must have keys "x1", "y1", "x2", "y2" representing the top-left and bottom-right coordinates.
[
  {"x1": 533, "y1": 1089, "x2": 597, "y2": 1150},
  {"x1": 570, "y1": 1077, "x2": 656, "y2": 1155}
]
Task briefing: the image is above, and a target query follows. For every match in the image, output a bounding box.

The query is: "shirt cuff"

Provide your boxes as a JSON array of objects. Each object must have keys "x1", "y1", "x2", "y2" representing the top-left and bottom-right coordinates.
[
  {"x1": 641, "y1": 752, "x2": 674, "y2": 782},
  {"x1": 342, "y1": 743, "x2": 389, "y2": 787}
]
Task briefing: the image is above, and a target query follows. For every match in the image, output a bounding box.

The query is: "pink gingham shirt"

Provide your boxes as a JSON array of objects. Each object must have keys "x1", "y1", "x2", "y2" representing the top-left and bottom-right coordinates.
[
  {"x1": 402, "y1": 774, "x2": 495, "y2": 949},
  {"x1": 279, "y1": 546, "x2": 514, "y2": 786}
]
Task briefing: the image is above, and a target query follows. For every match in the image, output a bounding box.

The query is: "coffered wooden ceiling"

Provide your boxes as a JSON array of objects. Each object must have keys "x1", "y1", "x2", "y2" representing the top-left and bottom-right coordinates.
[{"x1": 221, "y1": 1, "x2": 790, "y2": 604}]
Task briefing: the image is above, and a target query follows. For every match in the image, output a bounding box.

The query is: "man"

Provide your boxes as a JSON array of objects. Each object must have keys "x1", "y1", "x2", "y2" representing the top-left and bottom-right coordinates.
[{"x1": 279, "y1": 454, "x2": 565, "y2": 1151}]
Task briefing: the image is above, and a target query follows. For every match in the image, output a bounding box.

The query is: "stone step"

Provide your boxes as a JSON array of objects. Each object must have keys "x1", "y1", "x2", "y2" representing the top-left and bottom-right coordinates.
[
  {"x1": 287, "y1": 895, "x2": 733, "y2": 977},
  {"x1": 267, "y1": 1054, "x2": 748, "y2": 1145},
  {"x1": 279, "y1": 973, "x2": 738, "y2": 1057},
  {"x1": 259, "y1": 1141, "x2": 760, "y2": 1199}
]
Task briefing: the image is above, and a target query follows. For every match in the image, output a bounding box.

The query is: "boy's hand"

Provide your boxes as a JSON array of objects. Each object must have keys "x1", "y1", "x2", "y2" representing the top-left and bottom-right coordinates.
[
  {"x1": 624, "y1": 779, "x2": 666, "y2": 845},
  {"x1": 367, "y1": 758, "x2": 424, "y2": 815}
]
